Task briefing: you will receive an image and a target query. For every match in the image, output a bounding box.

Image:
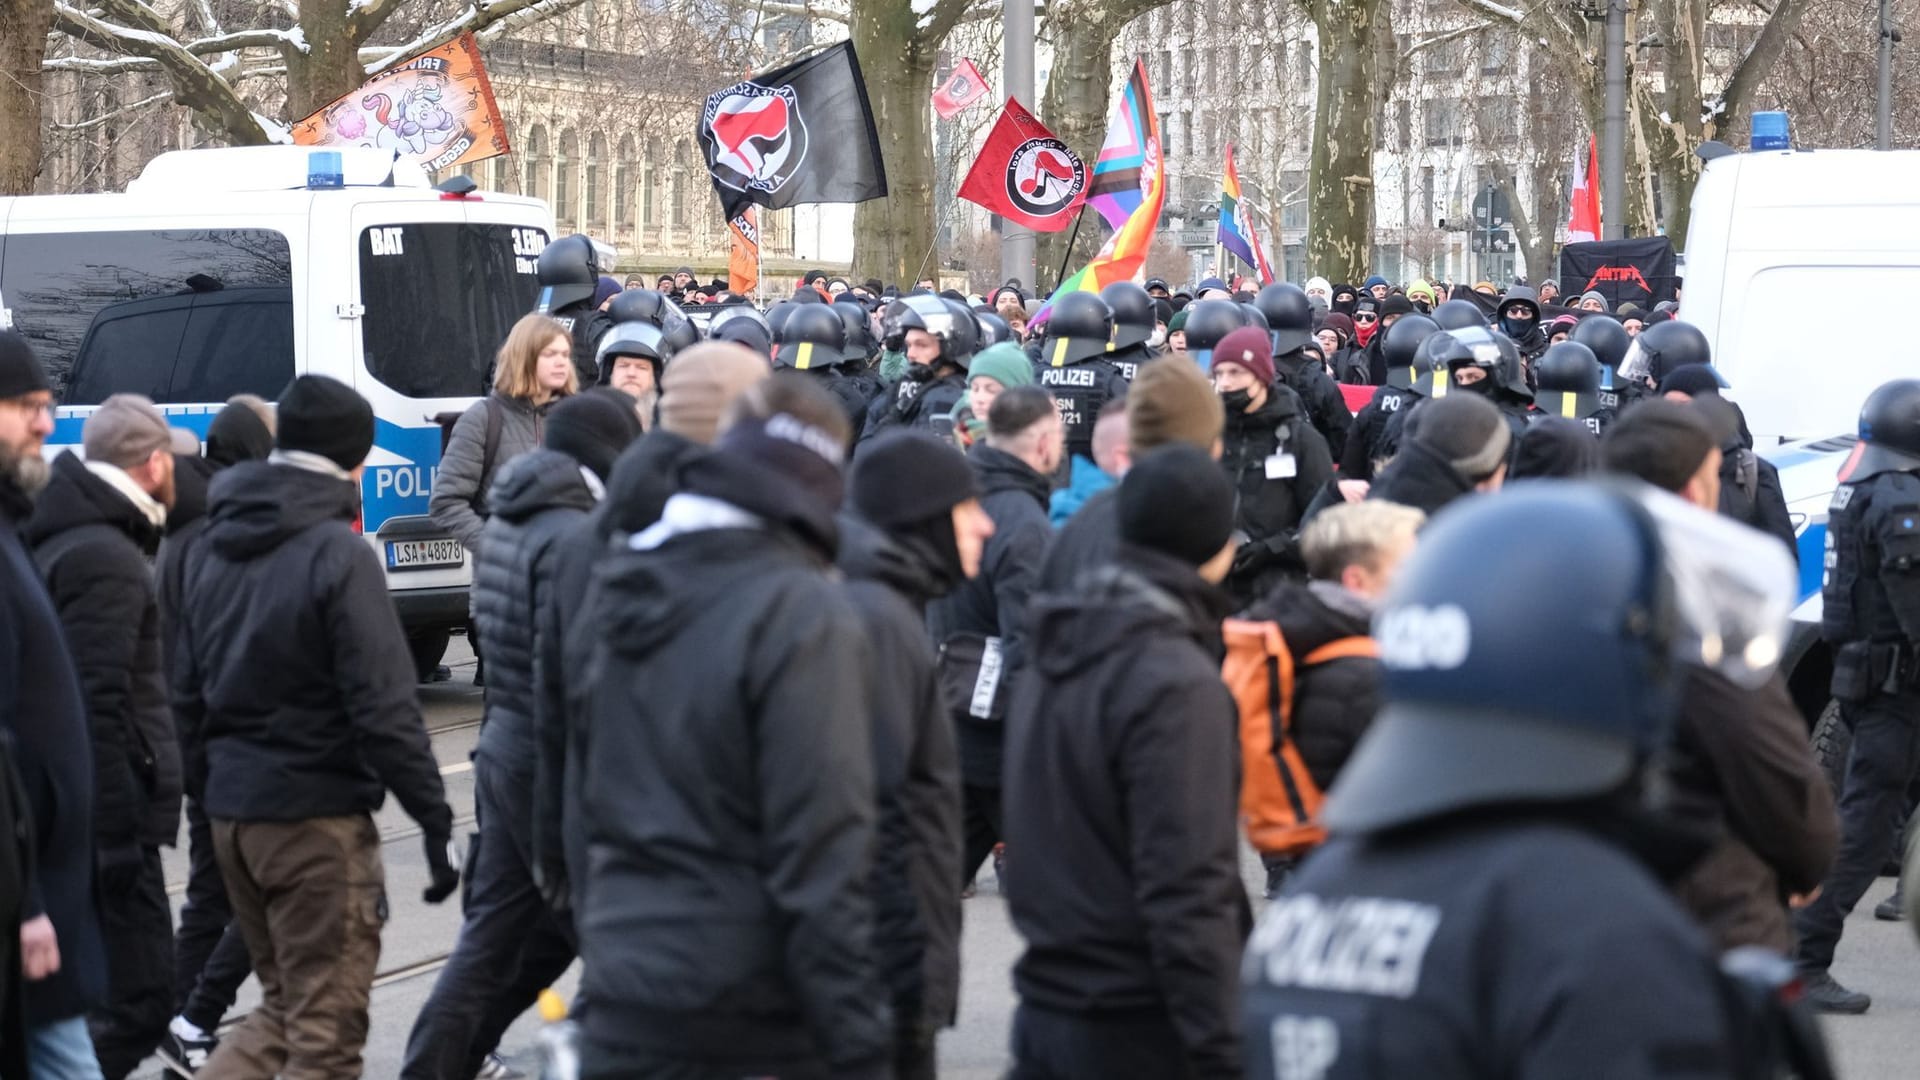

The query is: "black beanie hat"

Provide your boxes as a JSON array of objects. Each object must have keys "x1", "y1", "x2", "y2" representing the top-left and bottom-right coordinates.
[
  {"x1": 1655, "y1": 363, "x2": 1727, "y2": 399},
  {"x1": 0, "y1": 331, "x2": 50, "y2": 400},
  {"x1": 206, "y1": 401, "x2": 274, "y2": 468},
  {"x1": 545, "y1": 388, "x2": 644, "y2": 481},
  {"x1": 276, "y1": 375, "x2": 373, "y2": 470},
  {"x1": 850, "y1": 431, "x2": 978, "y2": 527},
  {"x1": 1380, "y1": 294, "x2": 1416, "y2": 318},
  {"x1": 1118, "y1": 444, "x2": 1236, "y2": 566}
]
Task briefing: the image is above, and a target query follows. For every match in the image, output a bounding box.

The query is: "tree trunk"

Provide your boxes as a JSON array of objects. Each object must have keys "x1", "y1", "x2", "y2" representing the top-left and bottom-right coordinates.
[
  {"x1": 0, "y1": 0, "x2": 54, "y2": 194},
  {"x1": 1036, "y1": 6, "x2": 1123, "y2": 287},
  {"x1": 1305, "y1": 0, "x2": 1382, "y2": 286},
  {"x1": 285, "y1": 0, "x2": 371, "y2": 122},
  {"x1": 851, "y1": 3, "x2": 937, "y2": 286}
]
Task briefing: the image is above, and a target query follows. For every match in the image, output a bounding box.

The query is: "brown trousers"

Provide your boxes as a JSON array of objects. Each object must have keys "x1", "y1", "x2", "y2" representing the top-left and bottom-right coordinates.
[{"x1": 202, "y1": 813, "x2": 385, "y2": 1080}]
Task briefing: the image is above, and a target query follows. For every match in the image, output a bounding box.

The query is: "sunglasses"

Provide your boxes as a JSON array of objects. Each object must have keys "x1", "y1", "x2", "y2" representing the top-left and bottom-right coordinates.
[{"x1": 1354, "y1": 313, "x2": 1379, "y2": 324}]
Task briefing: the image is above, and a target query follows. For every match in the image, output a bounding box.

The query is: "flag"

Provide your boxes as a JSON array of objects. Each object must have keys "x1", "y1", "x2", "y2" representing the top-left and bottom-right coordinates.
[
  {"x1": 698, "y1": 41, "x2": 888, "y2": 222},
  {"x1": 1032, "y1": 60, "x2": 1163, "y2": 327},
  {"x1": 1084, "y1": 60, "x2": 1157, "y2": 232},
  {"x1": 957, "y1": 98, "x2": 1087, "y2": 233},
  {"x1": 1559, "y1": 237, "x2": 1679, "y2": 310},
  {"x1": 932, "y1": 59, "x2": 990, "y2": 120},
  {"x1": 728, "y1": 208, "x2": 759, "y2": 295},
  {"x1": 1243, "y1": 199, "x2": 1278, "y2": 286},
  {"x1": 1567, "y1": 134, "x2": 1600, "y2": 243},
  {"x1": 1217, "y1": 144, "x2": 1260, "y2": 274},
  {"x1": 290, "y1": 33, "x2": 509, "y2": 173}
]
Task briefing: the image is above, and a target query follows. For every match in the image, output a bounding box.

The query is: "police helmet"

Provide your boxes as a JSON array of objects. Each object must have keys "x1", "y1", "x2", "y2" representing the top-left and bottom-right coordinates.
[
  {"x1": 975, "y1": 310, "x2": 1014, "y2": 348},
  {"x1": 605, "y1": 287, "x2": 677, "y2": 328},
  {"x1": 706, "y1": 305, "x2": 773, "y2": 361},
  {"x1": 1382, "y1": 313, "x2": 1440, "y2": 391},
  {"x1": 1254, "y1": 283, "x2": 1314, "y2": 355},
  {"x1": 941, "y1": 298, "x2": 982, "y2": 369},
  {"x1": 1101, "y1": 281, "x2": 1157, "y2": 350},
  {"x1": 1845, "y1": 379, "x2": 1920, "y2": 482},
  {"x1": 1533, "y1": 341, "x2": 1602, "y2": 421},
  {"x1": 884, "y1": 294, "x2": 977, "y2": 370},
  {"x1": 1042, "y1": 292, "x2": 1115, "y2": 367},
  {"x1": 765, "y1": 300, "x2": 797, "y2": 339},
  {"x1": 1432, "y1": 298, "x2": 1488, "y2": 331},
  {"x1": 1621, "y1": 320, "x2": 1710, "y2": 387},
  {"x1": 1569, "y1": 314, "x2": 1632, "y2": 371},
  {"x1": 774, "y1": 303, "x2": 846, "y2": 370},
  {"x1": 595, "y1": 321, "x2": 668, "y2": 384},
  {"x1": 1180, "y1": 299, "x2": 1254, "y2": 370},
  {"x1": 834, "y1": 301, "x2": 880, "y2": 363},
  {"x1": 535, "y1": 234, "x2": 600, "y2": 313},
  {"x1": 1240, "y1": 302, "x2": 1270, "y2": 332},
  {"x1": 1432, "y1": 326, "x2": 1530, "y2": 402},
  {"x1": 662, "y1": 316, "x2": 701, "y2": 356}
]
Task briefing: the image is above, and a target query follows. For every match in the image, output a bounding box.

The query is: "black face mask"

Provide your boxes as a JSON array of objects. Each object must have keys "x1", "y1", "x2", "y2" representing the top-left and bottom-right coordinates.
[
  {"x1": 1454, "y1": 368, "x2": 1496, "y2": 397},
  {"x1": 1221, "y1": 388, "x2": 1255, "y2": 412}
]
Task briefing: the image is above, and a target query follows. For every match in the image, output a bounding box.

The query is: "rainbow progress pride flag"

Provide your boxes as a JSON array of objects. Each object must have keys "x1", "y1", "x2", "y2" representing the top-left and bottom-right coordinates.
[{"x1": 1217, "y1": 144, "x2": 1260, "y2": 275}]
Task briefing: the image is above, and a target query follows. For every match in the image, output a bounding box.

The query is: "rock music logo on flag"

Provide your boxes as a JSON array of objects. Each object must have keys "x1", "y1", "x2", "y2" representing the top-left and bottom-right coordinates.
[
  {"x1": 1583, "y1": 264, "x2": 1653, "y2": 294},
  {"x1": 943, "y1": 71, "x2": 976, "y2": 100},
  {"x1": 704, "y1": 82, "x2": 810, "y2": 197},
  {"x1": 1005, "y1": 138, "x2": 1087, "y2": 221}
]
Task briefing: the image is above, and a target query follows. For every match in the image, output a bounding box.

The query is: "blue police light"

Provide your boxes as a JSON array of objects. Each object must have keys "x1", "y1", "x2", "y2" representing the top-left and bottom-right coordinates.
[
  {"x1": 307, "y1": 150, "x2": 344, "y2": 189},
  {"x1": 1751, "y1": 112, "x2": 1791, "y2": 151}
]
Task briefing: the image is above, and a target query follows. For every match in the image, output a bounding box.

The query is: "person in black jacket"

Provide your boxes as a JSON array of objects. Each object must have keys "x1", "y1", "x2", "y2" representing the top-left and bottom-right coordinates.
[
  {"x1": 25, "y1": 394, "x2": 181, "y2": 1080},
  {"x1": 0, "y1": 334, "x2": 109, "y2": 1074},
  {"x1": 860, "y1": 295, "x2": 975, "y2": 447},
  {"x1": 1367, "y1": 394, "x2": 1510, "y2": 516},
  {"x1": 1662, "y1": 368, "x2": 1798, "y2": 560},
  {"x1": 1210, "y1": 327, "x2": 1334, "y2": 604},
  {"x1": 927, "y1": 385, "x2": 1061, "y2": 893},
  {"x1": 1005, "y1": 445, "x2": 1247, "y2": 1079},
  {"x1": 403, "y1": 392, "x2": 640, "y2": 1080},
  {"x1": 173, "y1": 376, "x2": 457, "y2": 1078},
  {"x1": 841, "y1": 433, "x2": 996, "y2": 1080},
  {"x1": 569, "y1": 375, "x2": 890, "y2": 1079}
]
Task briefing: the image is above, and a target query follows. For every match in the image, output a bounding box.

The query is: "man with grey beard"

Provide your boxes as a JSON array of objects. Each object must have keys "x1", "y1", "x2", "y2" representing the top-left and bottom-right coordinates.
[{"x1": 0, "y1": 330, "x2": 110, "y2": 1076}]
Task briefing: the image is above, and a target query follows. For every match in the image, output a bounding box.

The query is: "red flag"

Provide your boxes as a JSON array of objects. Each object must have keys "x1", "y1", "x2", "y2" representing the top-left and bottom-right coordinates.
[
  {"x1": 932, "y1": 59, "x2": 990, "y2": 120},
  {"x1": 957, "y1": 97, "x2": 1087, "y2": 233},
  {"x1": 1567, "y1": 134, "x2": 1600, "y2": 243}
]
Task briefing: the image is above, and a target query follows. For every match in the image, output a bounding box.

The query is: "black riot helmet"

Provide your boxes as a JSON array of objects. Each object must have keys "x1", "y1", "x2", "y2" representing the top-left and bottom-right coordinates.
[
  {"x1": 1433, "y1": 326, "x2": 1531, "y2": 402},
  {"x1": 595, "y1": 321, "x2": 668, "y2": 384},
  {"x1": 1240, "y1": 303, "x2": 1270, "y2": 332},
  {"x1": 662, "y1": 316, "x2": 702, "y2": 356},
  {"x1": 706, "y1": 304, "x2": 773, "y2": 361},
  {"x1": 834, "y1": 300, "x2": 880, "y2": 362},
  {"x1": 1254, "y1": 283, "x2": 1314, "y2": 355},
  {"x1": 1844, "y1": 379, "x2": 1920, "y2": 482},
  {"x1": 774, "y1": 303, "x2": 846, "y2": 370},
  {"x1": 1042, "y1": 292, "x2": 1116, "y2": 367},
  {"x1": 1101, "y1": 281, "x2": 1156, "y2": 350},
  {"x1": 1182, "y1": 299, "x2": 1254, "y2": 370},
  {"x1": 1533, "y1": 341, "x2": 1603, "y2": 420},
  {"x1": 1382, "y1": 313, "x2": 1440, "y2": 391},
  {"x1": 536, "y1": 234, "x2": 600, "y2": 313},
  {"x1": 1570, "y1": 314, "x2": 1632, "y2": 372},
  {"x1": 605, "y1": 287, "x2": 677, "y2": 328},
  {"x1": 884, "y1": 294, "x2": 978, "y2": 370},
  {"x1": 1433, "y1": 298, "x2": 1489, "y2": 331},
  {"x1": 1621, "y1": 320, "x2": 1711, "y2": 387},
  {"x1": 975, "y1": 310, "x2": 1013, "y2": 348}
]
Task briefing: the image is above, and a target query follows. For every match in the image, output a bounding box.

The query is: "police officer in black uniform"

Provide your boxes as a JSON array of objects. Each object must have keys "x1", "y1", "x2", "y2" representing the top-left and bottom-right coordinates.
[
  {"x1": 1530, "y1": 340, "x2": 1607, "y2": 436},
  {"x1": 706, "y1": 303, "x2": 774, "y2": 361},
  {"x1": 1258, "y1": 284, "x2": 1352, "y2": 462},
  {"x1": 1572, "y1": 312, "x2": 1638, "y2": 423},
  {"x1": 859, "y1": 295, "x2": 976, "y2": 447},
  {"x1": 1034, "y1": 292, "x2": 1128, "y2": 467},
  {"x1": 833, "y1": 299, "x2": 886, "y2": 414},
  {"x1": 1794, "y1": 378, "x2": 1920, "y2": 1013},
  {"x1": 1181, "y1": 298, "x2": 1255, "y2": 370},
  {"x1": 534, "y1": 234, "x2": 611, "y2": 389},
  {"x1": 1435, "y1": 326, "x2": 1533, "y2": 442},
  {"x1": 1100, "y1": 281, "x2": 1158, "y2": 382},
  {"x1": 774, "y1": 304, "x2": 873, "y2": 447},
  {"x1": 1244, "y1": 481, "x2": 1816, "y2": 1079},
  {"x1": 1342, "y1": 314, "x2": 1438, "y2": 480}
]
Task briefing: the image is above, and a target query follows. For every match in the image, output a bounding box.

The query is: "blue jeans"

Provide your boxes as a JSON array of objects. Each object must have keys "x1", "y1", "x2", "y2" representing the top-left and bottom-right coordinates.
[{"x1": 28, "y1": 1017, "x2": 104, "y2": 1080}]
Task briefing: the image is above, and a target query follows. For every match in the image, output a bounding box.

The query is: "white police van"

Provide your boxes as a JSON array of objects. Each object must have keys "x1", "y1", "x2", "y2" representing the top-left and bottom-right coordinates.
[{"x1": 0, "y1": 145, "x2": 552, "y2": 675}]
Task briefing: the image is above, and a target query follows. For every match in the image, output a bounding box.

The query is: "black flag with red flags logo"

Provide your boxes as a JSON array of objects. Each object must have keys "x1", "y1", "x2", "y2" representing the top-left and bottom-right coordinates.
[
  {"x1": 697, "y1": 41, "x2": 888, "y2": 222},
  {"x1": 957, "y1": 97, "x2": 1087, "y2": 233},
  {"x1": 1558, "y1": 237, "x2": 1679, "y2": 311}
]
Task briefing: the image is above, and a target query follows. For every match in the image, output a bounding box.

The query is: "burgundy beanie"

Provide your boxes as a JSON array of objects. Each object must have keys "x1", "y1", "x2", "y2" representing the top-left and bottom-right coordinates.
[{"x1": 1213, "y1": 325, "x2": 1276, "y2": 386}]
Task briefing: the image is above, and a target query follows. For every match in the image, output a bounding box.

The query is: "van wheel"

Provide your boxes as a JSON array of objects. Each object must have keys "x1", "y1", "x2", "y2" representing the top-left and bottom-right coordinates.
[
  {"x1": 1811, "y1": 700, "x2": 1850, "y2": 796},
  {"x1": 409, "y1": 628, "x2": 452, "y2": 683}
]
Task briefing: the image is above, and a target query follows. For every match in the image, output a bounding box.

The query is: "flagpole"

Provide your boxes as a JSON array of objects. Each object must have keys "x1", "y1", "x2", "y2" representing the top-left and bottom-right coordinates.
[
  {"x1": 1053, "y1": 205, "x2": 1088, "y2": 293},
  {"x1": 755, "y1": 213, "x2": 765, "y2": 306}
]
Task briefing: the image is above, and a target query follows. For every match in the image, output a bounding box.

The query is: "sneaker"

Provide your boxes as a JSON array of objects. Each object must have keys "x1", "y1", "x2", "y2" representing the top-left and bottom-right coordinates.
[
  {"x1": 1875, "y1": 884, "x2": 1905, "y2": 921},
  {"x1": 475, "y1": 1054, "x2": 525, "y2": 1080},
  {"x1": 1800, "y1": 970, "x2": 1871, "y2": 1014},
  {"x1": 157, "y1": 1019, "x2": 217, "y2": 1077}
]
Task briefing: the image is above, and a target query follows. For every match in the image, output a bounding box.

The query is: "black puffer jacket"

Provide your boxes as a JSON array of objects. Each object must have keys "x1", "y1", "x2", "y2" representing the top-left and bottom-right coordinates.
[
  {"x1": 1005, "y1": 545, "x2": 1248, "y2": 1078},
  {"x1": 1239, "y1": 580, "x2": 1381, "y2": 791},
  {"x1": 926, "y1": 444, "x2": 1053, "y2": 784},
  {"x1": 1276, "y1": 353, "x2": 1352, "y2": 463},
  {"x1": 473, "y1": 448, "x2": 598, "y2": 770},
  {"x1": 172, "y1": 462, "x2": 452, "y2": 839},
  {"x1": 837, "y1": 515, "x2": 963, "y2": 1043},
  {"x1": 858, "y1": 368, "x2": 967, "y2": 449},
  {"x1": 1221, "y1": 385, "x2": 1333, "y2": 548},
  {"x1": 570, "y1": 514, "x2": 889, "y2": 1076},
  {"x1": 26, "y1": 452, "x2": 180, "y2": 849}
]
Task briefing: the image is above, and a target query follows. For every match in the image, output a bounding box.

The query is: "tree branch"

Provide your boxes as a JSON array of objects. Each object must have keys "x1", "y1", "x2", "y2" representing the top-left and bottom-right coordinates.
[
  {"x1": 52, "y1": 0, "x2": 270, "y2": 142},
  {"x1": 1401, "y1": 21, "x2": 1492, "y2": 61},
  {"x1": 1713, "y1": 0, "x2": 1808, "y2": 124},
  {"x1": 366, "y1": 0, "x2": 594, "y2": 72},
  {"x1": 51, "y1": 90, "x2": 173, "y2": 130}
]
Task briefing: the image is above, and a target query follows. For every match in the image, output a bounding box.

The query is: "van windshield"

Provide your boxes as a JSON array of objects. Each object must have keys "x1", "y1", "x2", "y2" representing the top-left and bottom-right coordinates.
[{"x1": 359, "y1": 223, "x2": 547, "y2": 399}]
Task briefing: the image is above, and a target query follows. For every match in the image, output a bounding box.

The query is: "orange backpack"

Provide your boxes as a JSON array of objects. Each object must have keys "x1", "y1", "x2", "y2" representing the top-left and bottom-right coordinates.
[{"x1": 1221, "y1": 618, "x2": 1379, "y2": 857}]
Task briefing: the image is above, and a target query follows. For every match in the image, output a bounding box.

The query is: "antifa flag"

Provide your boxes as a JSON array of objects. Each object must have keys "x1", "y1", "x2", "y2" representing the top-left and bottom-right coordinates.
[
  {"x1": 957, "y1": 98, "x2": 1087, "y2": 232},
  {"x1": 932, "y1": 58, "x2": 990, "y2": 120},
  {"x1": 291, "y1": 33, "x2": 509, "y2": 172},
  {"x1": 698, "y1": 41, "x2": 888, "y2": 222},
  {"x1": 1559, "y1": 237, "x2": 1680, "y2": 310}
]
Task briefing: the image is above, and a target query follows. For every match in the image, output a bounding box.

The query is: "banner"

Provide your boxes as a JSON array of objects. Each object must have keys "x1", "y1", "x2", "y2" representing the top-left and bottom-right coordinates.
[
  {"x1": 728, "y1": 209, "x2": 760, "y2": 295},
  {"x1": 932, "y1": 59, "x2": 990, "y2": 120},
  {"x1": 291, "y1": 33, "x2": 508, "y2": 173},
  {"x1": 698, "y1": 41, "x2": 888, "y2": 222},
  {"x1": 957, "y1": 98, "x2": 1087, "y2": 233},
  {"x1": 1084, "y1": 60, "x2": 1157, "y2": 232},
  {"x1": 1567, "y1": 134, "x2": 1600, "y2": 243},
  {"x1": 1559, "y1": 237, "x2": 1680, "y2": 310}
]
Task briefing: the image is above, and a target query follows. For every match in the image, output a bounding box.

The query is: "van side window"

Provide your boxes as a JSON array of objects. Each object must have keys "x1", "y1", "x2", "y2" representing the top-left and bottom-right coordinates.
[
  {"x1": 359, "y1": 223, "x2": 546, "y2": 399},
  {"x1": 1, "y1": 228, "x2": 295, "y2": 406}
]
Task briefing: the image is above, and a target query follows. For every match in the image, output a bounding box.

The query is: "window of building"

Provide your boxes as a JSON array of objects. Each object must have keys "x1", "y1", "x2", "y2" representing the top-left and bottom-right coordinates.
[
  {"x1": 641, "y1": 137, "x2": 659, "y2": 226},
  {"x1": 615, "y1": 135, "x2": 635, "y2": 227},
  {"x1": 1425, "y1": 100, "x2": 1465, "y2": 147},
  {"x1": 554, "y1": 128, "x2": 578, "y2": 229},
  {"x1": 671, "y1": 140, "x2": 690, "y2": 229},
  {"x1": 586, "y1": 133, "x2": 607, "y2": 227},
  {"x1": 524, "y1": 124, "x2": 547, "y2": 202}
]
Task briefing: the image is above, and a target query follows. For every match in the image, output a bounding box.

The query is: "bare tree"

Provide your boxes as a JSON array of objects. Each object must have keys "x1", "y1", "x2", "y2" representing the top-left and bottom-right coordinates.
[{"x1": 1, "y1": 0, "x2": 57, "y2": 193}]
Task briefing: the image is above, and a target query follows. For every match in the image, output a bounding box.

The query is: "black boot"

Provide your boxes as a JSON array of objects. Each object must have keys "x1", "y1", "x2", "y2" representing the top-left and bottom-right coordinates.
[
  {"x1": 1875, "y1": 880, "x2": 1905, "y2": 921},
  {"x1": 1800, "y1": 970, "x2": 1871, "y2": 1014}
]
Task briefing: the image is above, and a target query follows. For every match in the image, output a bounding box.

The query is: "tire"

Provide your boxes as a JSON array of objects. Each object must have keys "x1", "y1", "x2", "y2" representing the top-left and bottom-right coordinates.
[
  {"x1": 1810, "y1": 699, "x2": 1850, "y2": 798},
  {"x1": 408, "y1": 627, "x2": 452, "y2": 683}
]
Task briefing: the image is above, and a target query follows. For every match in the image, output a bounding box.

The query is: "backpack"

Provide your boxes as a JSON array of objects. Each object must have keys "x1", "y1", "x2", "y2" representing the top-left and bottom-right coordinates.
[{"x1": 1221, "y1": 617, "x2": 1379, "y2": 857}]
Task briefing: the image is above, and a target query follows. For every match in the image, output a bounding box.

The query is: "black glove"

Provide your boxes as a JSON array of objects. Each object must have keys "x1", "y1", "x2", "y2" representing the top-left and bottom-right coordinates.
[{"x1": 423, "y1": 833, "x2": 460, "y2": 905}]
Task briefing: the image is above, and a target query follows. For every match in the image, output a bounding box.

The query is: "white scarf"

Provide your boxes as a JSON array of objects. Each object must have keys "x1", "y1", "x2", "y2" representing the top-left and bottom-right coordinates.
[{"x1": 82, "y1": 460, "x2": 166, "y2": 530}]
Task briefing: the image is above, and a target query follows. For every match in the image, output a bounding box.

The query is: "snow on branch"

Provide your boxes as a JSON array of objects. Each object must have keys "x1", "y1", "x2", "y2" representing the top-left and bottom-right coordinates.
[
  {"x1": 366, "y1": 0, "x2": 591, "y2": 72},
  {"x1": 51, "y1": 90, "x2": 173, "y2": 130},
  {"x1": 1402, "y1": 20, "x2": 1493, "y2": 60},
  {"x1": 52, "y1": 0, "x2": 271, "y2": 142},
  {"x1": 183, "y1": 27, "x2": 308, "y2": 54},
  {"x1": 1452, "y1": 0, "x2": 1524, "y2": 23}
]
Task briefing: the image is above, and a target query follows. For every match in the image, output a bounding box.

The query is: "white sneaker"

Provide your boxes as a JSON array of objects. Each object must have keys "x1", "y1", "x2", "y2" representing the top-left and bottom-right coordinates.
[{"x1": 475, "y1": 1053, "x2": 526, "y2": 1080}]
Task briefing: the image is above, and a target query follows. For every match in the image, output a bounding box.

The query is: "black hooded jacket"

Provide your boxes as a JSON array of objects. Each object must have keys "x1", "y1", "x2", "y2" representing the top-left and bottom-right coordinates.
[
  {"x1": 836, "y1": 516, "x2": 964, "y2": 1042},
  {"x1": 172, "y1": 461, "x2": 453, "y2": 837},
  {"x1": 1004, "y1": 545, "x2": 1249, "y2": 1078},
  {"x1": 1368, "y1": 438, "x2": 1476, "y2": 517},
  {"x1": 473, "y1": 448, "x2": 599, "y2": 770},
  {"x1": 1341, "y1": 384, "x2": 1417, "y2": 480},
  {"x1": 1276, "y1": 351, "x2": 1352, "y2": 462},
  {"x1": 26, "y1": 452, "x2": 181, "y2": 849},
  {"x1": 1239, "y1": 580, "x2": 1381, "y2": 791},
  {"x1": 1221, "y1": 384, "x2": 1334, "y2": 548}
]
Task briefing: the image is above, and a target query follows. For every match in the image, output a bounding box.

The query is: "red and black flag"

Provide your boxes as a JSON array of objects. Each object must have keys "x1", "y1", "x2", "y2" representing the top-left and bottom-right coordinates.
[
  {"x1": 1558, "y1": 237, "x2": 1680, "y2": 310},
  {"x1": 957, "y1": 97, "x2": 1087, "y2": 233},
  {"x1": 697, "y1": 41, "x2": 888, "y2": 222}
]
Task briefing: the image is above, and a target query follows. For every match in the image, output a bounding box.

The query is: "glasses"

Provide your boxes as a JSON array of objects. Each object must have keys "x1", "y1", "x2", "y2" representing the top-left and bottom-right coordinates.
[
  {"x1": 1354, "y1": 313, "x2": 1378, "y2": 324},
  {"x1": 1, "y1": 396, "x2": 53, "y2": 418}
]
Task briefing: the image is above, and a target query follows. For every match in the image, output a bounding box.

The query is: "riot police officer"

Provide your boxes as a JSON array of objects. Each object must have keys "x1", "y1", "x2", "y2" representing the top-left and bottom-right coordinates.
[
  {"x1": 772, "y1": 304, "x2": 871, "y2": 447},
  {"x1": 1035, "y1": 292, "x2": 1129, "y2": 467},
  {"x1": 1530, "y1": 340, "x2": 1607, "y2": 436},
  {"x1": 1244, "y1": 481, "x2": 1817, "y2": 1079},
  {"x1": 1794, "y1": 378, "x2": 1920, "y2": 1013},
  {"x1": 1622, "y1": 319, "x2": 1712, "y2": 393},
  {"x1": 535, "y1": 234, "x2": 609, "y2": 388},
  {"x1": 1436, "y1": 326, "x2": 1533, "y2": 440},
  {"x1": 833, "y1": 299, "x2": 886, "y2": 414},
  {"x1": 1430, "y1": 297, "x2": 1487, "y2": 332},
  {"x1": 1101, "y1": 280, "x2": 1158, "y2": 381},
  {"x1": 1181, "y1": 298, "x2": 1255, "y2": 371},
  {"x1": 1572, "y1": 311, "x2": 1638, "y2": 422},
  {"x1": 1258, "y1": 283, "x2": 1351, "y2": 462},
  {"x1": 596, "y1": 320, "x2": 673, "y2": 428},
  {"x1": 1342, "y1": 313, "x2": 1437, "y2": 479},
  {"x1": 706, "y1": 303, "x2": 773, "y2": 361},
  {"x1": 859, "y1": 295, "x2": 976, "y2": 446}
]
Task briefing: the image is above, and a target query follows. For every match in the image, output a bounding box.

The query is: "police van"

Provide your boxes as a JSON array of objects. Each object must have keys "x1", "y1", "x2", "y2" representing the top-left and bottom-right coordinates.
[{"x1": 0, "y1": 145, "x2": 553, "y2": 676}]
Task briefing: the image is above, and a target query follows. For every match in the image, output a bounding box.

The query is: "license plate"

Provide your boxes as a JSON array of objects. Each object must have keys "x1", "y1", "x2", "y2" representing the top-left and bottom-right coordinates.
[{"x1": 385, "y1": 538, "x2": 464, "y2": 571}]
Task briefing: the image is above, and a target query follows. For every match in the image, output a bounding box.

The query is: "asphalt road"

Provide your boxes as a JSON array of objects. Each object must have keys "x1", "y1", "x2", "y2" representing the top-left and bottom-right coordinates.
[{"x1": 136, "y1": 638, "x2": 1920, "y2": 1078}]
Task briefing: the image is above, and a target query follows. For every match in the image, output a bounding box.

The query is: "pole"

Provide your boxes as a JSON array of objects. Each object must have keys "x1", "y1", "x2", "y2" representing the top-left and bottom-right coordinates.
[
  {"x1": 1602, "y1": 0, "x2": 1627, "y2": 240},
  {"x1": 1877, "y1": 0, "x2": 1894, "y2": 150},
  {"x1": 1053, "y1": 205, "x2": 1087, "y2": 291},
  {"x1": 1001, "y1": 0, "x2": 1037, "y2": 287}
]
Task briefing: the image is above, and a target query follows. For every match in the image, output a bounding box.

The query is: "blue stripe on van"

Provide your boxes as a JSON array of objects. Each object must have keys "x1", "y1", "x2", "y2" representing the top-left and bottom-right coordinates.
[{"x1": 1797, "y1": 521, "x2": 1826, "y2": 603}]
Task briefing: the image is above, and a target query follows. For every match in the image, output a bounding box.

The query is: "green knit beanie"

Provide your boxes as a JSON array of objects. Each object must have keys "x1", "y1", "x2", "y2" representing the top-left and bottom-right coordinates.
[{"x1": 967, "y1": 343, "x2": 1036, "y2": 391}]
